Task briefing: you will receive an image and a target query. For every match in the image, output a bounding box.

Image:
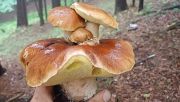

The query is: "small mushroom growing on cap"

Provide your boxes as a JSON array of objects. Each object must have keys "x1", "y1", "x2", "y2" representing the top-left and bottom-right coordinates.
[
  {"x1": 48, "y1": 7, "x2": 85, "y2": 41},
  {"x1": 69, "y1": 28, "x2": 93, "y2": 43},
  {"x1": 71, "y1": 2, "x2": 118, "y2": 41},
  {"x1": 20, "y1": 38, "x2": 135, "y2": 101}
]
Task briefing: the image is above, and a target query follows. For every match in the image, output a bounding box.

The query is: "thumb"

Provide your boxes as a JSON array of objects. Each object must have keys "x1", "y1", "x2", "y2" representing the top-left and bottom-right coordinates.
[
  {"x1": 88, "y1": 90, "x2": 111, "y2": 102},
  {"x1": 31, "y1": 86, "x2": 53, "y2": 102}
]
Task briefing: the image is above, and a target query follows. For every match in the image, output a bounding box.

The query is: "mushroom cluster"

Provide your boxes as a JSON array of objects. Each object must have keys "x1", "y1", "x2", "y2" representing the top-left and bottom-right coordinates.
[
  {"x1": 48, "y1": 2, "x2": 118, "y2": 44},
  {"x1": 20, "y1": 2, "x2": 135, "y2": 101}
]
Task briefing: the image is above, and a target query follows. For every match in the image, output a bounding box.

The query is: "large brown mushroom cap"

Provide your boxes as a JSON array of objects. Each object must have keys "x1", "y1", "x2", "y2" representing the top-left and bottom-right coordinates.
[
  {"x1": 48, "y1": 7, "x2": 85, "y2": 31},
  {"x1": 20, "y1": 38, "x2": 135, "y2": 87},
  {"x1": 71, "y1": 2, "x2": 118, "y2": 29}
]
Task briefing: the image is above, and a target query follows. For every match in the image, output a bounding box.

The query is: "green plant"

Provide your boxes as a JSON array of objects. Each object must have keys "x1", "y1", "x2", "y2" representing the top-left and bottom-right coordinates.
[
  {"x1": 61, "y1": 0, "x2": 74, "y2": 6},
  {"x1": 0, "y1": 20, "x2": 16, "y2": 44},
  {"x1": 0, "y1": 0, "x2": 16, "y2": 13}
]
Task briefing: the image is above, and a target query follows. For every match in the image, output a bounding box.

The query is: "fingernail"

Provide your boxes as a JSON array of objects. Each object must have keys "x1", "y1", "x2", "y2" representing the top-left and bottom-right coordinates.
[{"x1": 103, "y1": 90, "x2": 111, "y2": 102}]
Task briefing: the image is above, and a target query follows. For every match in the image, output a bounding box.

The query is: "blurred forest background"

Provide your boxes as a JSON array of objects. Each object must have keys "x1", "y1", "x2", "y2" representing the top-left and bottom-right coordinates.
[{"x1": 0, "y1": 0, "x2": 179, "y2": 102}]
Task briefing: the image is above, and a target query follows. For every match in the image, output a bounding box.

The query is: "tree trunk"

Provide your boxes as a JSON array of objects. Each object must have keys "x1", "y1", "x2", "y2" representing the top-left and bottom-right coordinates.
[
  {"x1": 138, "y1": 0, "x2": 144, "y2": 11},
  {"x1": 17, "y1": 0, "x2": 28, "y2": 27},
  {"x1": 52, "y1": 0, "x2": 60, "y2": 8},
  {"x1": 132, "y1": 0, "x2": 135, "y2": 7},
  {"x1": 0, "y1": 61, "x2": 6, "y2": 76},
  {"x1": 43, "y1": 0, "x2": 48, "y2": 20},
  {"x1": 77, "y1": 0, "x2": 84, "y2": 2},
  {"x1": 115, "y1": 0, "x2": 128, "y2": 14},
  {"x1": 38, "y1": 0, "x2": 44, "y2": 25},
  {"x1": 64, "y1": 0, "x2": 67, "y2": 6}
]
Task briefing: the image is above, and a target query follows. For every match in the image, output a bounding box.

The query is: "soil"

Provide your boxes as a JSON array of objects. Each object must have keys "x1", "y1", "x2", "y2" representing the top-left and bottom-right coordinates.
[
  {"x1": 109, "y1": 11, "x2": 180, "y2": 102},
  {"x1": 0, "y1": 0, "x2": 179, "y2": 102}
]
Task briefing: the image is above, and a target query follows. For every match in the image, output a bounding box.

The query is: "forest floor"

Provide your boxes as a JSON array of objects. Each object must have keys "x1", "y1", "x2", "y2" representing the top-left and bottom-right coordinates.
[{"x1": 0, "y1": 0, "x2": 179, "y2": 102}]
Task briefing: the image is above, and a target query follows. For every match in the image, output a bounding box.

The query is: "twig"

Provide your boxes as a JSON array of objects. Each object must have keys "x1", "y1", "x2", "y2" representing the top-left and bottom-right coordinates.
[
  {"x1": 166, "y1": 21, "x2": 180, "y2": 31},
  {"x1": 129, "y1": 3, "x2": 180, "y2": 24},
  {"x1": 135, "y1": 54, "x2": 156, "y2": 67},
  {"x1": 139, "y1": 4, "x2": 180, "y2": 16},
  {"x1": 162, "y1": 4, "x2": 180, "y2": 10},
  {"x1": 5, "y1": 93, "x2": 24, "y2": 102}
]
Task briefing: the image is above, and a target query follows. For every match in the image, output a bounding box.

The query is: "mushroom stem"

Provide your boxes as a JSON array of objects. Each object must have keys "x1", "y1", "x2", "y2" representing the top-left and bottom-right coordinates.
[
  {"x1": 61, "y1": 78, "x2": 97, "y2": 101},
  {"x1": 85, "y1": 22, "x2": 100, "y2": 39}
]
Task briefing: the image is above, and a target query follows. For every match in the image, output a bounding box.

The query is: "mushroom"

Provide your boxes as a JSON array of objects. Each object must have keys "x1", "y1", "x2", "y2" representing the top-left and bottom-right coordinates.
[
  {"x1": 20, "y1": 38, "x2": 135, "y2": 101},
  {"x1": 71, "y1": 2, "x2": 118, "y2": 40},
  {"x1": 69, "y1": 28, "x2": 93, "y2": 43},
  {"x1": 48, "y1": 7, "x2": 85, "y2": 41}
]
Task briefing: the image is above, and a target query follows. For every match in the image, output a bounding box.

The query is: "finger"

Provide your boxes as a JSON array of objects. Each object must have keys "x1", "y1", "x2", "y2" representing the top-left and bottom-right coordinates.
[
  {"x1": 88, "y1": 90, "x2": 111, "y2": 102},
  {"x1": 31, "y1": 86, "x2": 53, "y2": 102}
]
